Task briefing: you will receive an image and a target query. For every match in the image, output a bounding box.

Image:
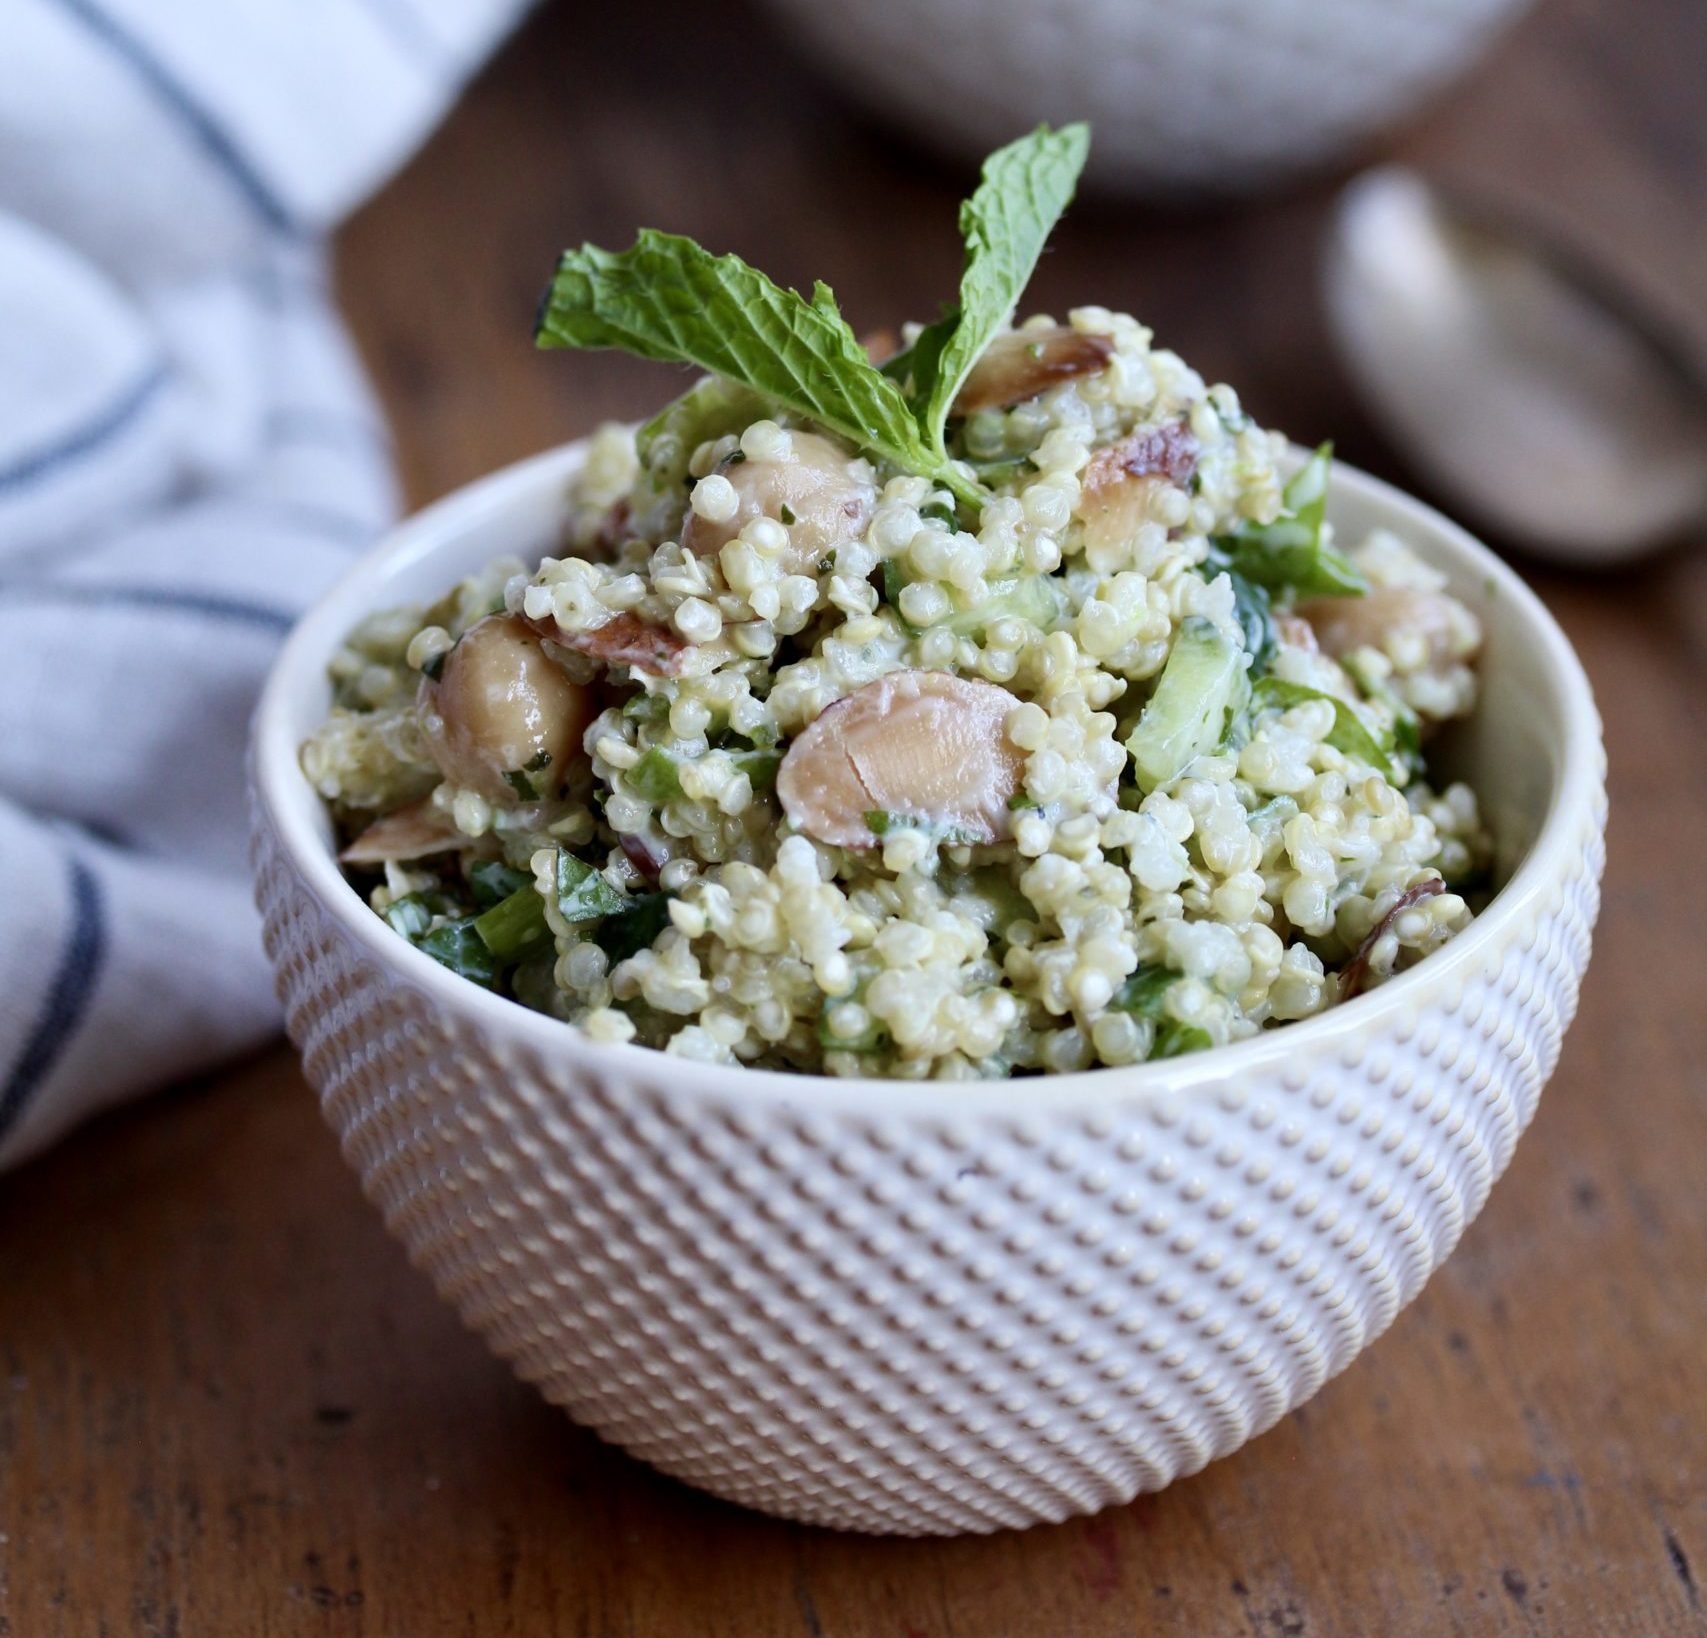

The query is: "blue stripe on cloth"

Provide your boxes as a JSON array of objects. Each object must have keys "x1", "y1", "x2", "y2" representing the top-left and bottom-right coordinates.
[
  {"x1": 0, "y1": 855, "x2": 108, "y2": 1146},
  {"x1": 0, "y1": 582, "x2": 295, "y2": 633},
  {"x1": 49, "y1": 0, "x2": 299, "y2": 233},
  {"x1": 0, "y1": 364, "x2": 169, "y2": 495}
]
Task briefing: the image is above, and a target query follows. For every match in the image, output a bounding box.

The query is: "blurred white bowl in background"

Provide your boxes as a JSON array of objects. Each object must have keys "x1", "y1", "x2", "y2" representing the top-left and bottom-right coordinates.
[{"x1": 759, "y1": 0, "x2": 1533, "y2": 195}]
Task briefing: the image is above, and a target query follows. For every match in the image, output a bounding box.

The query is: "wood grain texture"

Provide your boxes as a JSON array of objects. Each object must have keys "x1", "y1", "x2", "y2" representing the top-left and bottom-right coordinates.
[{"x1": 2, "y1": 0, "x2": 1704, "y2": 1632}]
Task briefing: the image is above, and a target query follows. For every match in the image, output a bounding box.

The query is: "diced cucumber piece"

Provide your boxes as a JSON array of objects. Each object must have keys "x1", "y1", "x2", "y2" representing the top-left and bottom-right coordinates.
[
  {"x1": 1125, "y1": 617, "x2": 1247, "y2": 794},
  {"x1": 882, "y1": 564, "x2": 1064, "y2": 639}
]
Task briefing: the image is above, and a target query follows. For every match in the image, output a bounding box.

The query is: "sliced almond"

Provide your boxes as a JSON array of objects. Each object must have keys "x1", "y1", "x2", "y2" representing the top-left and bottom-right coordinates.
[
  {"x1": 1273, "y1": 612, "x2": 1320, "y2": 654},
  {"x1": 339, "y1": 799, "x2": 463, "y2": 864},
  {"x1": 1297, "y1": 586, "x2": 1481, "y2": 672},
  {"x1": 681, "y1": 430, "x2": 875, "y2": 577},
  {"x1": 1079, "y1": 422, "x2": 1201, "y2": 553},
  {"x1": 523, "y1": 609, "x2": 687, "y2": 677},
  {"x1": 419, "y1": 613, "x2": 597, "y2": 804},
  {"x1": 777, "y1": 670, "x2": 1025, "y2": 849},
  {"x1": 952, "y1": 327, "x2": 1115, "y2": 416}
]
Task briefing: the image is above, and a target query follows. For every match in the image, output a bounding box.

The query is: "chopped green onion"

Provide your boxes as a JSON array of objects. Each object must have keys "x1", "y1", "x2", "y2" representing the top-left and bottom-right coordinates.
[{"x1": 473, "y1": 883, "x2": 552, "y2": 961}]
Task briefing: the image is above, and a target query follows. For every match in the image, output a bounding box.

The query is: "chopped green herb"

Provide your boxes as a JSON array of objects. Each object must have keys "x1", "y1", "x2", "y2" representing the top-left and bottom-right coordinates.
[
  {"x1": 1212, "y1": 446, "x2": 1367, "y2": 598},
  {"x1": 1113, "y1": 965, "x2": 1177, "y2": 1019},
  {"x1": 730, "y1": 747, "x2": 782, "y2": 792},
  {"x1": 865, "y1": 810, "x2": 983, "y2": 845},
  {"x1": 1112, "y1": 966, "x2": 1210, "y2": 1059},
  {"x1": 1251, "y1": 676, "x2": 1402, "y2": 780},
  {"x1": 622, "y1": 691, "x2": 670, "y2": 726},
  {"x1": 421, "y1": 650, "x2": 448, "y2": 683},
  {"x1": 594, "y1": 892, "x2": 673, "y2": 963},
  {"x1": 503, "y1": 768, "x2": 538, "y2": 801},
  {"x1": 1007, "y1": 792, "x2": 1041, "y2": 811},
  {"x1": 779, "y1": 502, "x2": 797, "y2": 525},
  {"x1": 1152, "y1": 1022, "x2": 1211, "y2": 1059},
  {"x1": 467, "y1": 859, "x2": 533, "y2": 909},
  {"x1": 418, "y1": 918, "x2": 499, "y2": 988},
  {"x1": 627, "y1": 746, "x2": 683, "y2": 803},
  {"x1": 919, "y1": 501, "x2": 958, "y2": 527},
  {"x1": 556, "y1": 850, "x2": 626, "y2": 922}
]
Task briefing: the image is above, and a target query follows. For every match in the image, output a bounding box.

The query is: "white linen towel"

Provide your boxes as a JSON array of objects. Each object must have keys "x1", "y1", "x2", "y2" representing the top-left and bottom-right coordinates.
[{"x1": 0, "y1": 0, "x2": 528, "y2": 1169}]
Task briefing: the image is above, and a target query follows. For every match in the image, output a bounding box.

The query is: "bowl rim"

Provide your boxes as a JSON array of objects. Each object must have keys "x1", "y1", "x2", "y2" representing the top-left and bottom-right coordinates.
[{"x1": 252, "y1": 437, "x2": 1603, "y2": 1113}]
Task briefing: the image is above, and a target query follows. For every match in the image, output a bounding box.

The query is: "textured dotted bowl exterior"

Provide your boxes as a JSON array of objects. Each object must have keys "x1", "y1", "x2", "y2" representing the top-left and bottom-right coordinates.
[
  {"x1": 758, "y1": 0, "x2": 1533, "y2": 194},
  {"x1": 250, "y1": 444, "x2": 1605, "y2": 1535}
]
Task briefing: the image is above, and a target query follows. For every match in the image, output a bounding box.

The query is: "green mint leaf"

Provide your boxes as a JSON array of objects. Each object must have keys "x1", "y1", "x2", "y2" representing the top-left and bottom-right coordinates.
[
  {"x1": 911, "y1": 124, "x2": 1091, "y2": 451},
  {"x1": 594, "y1": 892, "x2": 673, "y2": 964},
  {"x1": 1213, "y1": 445, "x2": 1368, "y2": 598},
  {"x1": 556, "y1": 850, "x2": 627, "y2": 922},
  {"x1": 467, "y1": 859, "x2": 533, "y2": 909},
  {"x1": 537, "y1": 229, "x2": 981, "y2": 507},
  {"x1": 1251, "y1": 677, "x2": 1404, "y2": 782},
  {"x1": 418, "y1": 918, "x2": 499, "y2": 989}
]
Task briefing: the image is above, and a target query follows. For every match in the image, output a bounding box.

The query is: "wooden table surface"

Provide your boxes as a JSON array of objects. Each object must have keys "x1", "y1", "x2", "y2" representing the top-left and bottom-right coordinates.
[{"x1": 4, "y1": 0, "x2": 1704, "y2": 1632}]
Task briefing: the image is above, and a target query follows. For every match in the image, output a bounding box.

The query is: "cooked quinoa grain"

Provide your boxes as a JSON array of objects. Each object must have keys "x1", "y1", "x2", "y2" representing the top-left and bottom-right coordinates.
[{"x1": 304, "y1": 304, "x2": 1490, "y2": 1077}]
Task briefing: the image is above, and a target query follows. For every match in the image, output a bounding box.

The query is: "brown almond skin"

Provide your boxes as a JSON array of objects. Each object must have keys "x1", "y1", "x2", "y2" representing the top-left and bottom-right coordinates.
[
  {"x1": 418, "y1": 614, "x2": 595, "y2": 804},
  {"x1": 777, "y1": 670, "x2": 1026, "y2": 850},
  {"x1": 1078, "y1": 422, "x2": 1202, "y2": 553},
  {"x1": 681, "y1": 431, "x2": 875, "y2": 577},
  {"x1": 952, "y1": 328, "x2": 1115, "y2": 416},
  {"x1": 524, "y1": 609, "x2": 687, "y2": 676},
  {"x1": 339, "y1": 799, "x2": 463, "y2": 864}
]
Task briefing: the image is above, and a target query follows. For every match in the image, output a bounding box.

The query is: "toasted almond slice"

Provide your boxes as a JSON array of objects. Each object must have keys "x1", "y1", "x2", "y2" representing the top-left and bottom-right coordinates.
[
  {"x1": 419, "y1": 613, "x2": 597, "y2": 804},
  {"x1": 523, "y1": 609, "x2": 687, "y2": 677},
  {"x1": 1273, "y1": 612, "x2": 1320, "y2": 654},
  {"x1": 1079, "y1": 422, "x2": 1201, "y2": 553},
  {"x1": 952, "y1": 327, "x2": 1115, "y2": 416},
  {"x1": 339, "y1": 799, "x2": 463, "y2": 864},
  {"x1": 1296, "y1": 586, "x2": 1481, "y2": 671},
  {"x1": 682, "y1": 430, "x2": 875, "y2": 576},
  {"x1": 777, "y1": 670, "x2": 1025, "y2": 850}
]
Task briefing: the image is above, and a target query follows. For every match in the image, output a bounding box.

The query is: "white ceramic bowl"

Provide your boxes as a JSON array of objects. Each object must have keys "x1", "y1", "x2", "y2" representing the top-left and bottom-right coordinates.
[
  {"x1": 760, "y1": 0, "x2": 1533, "y2": 195},
  {"x1": 250, "y1": 441, "x2": 1604, "y2": 1535}
]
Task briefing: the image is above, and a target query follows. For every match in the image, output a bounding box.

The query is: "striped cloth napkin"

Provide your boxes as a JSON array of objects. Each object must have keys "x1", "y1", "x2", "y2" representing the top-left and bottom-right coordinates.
[{"x1": 0, "y1": 0, "x2": 527, "y2": 1169}]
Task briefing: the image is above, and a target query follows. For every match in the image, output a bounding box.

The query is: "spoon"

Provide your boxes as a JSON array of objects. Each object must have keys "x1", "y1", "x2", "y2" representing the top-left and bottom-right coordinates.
[{"x1": 1323, "y1": 167, "x2": 1707, "y2": 567}]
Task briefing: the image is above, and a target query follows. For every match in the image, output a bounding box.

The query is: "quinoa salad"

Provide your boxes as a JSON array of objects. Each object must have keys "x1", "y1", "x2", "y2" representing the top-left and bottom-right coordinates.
[{"x1": 302, "y1": 125, "x2": 1490, "y2": 1078}]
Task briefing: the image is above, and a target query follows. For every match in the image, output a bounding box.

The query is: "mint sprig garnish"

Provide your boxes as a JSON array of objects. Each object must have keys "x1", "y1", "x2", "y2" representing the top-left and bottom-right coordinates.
[
  {"x1": 905, "y1": 123, "x2": 1091, "y2": 453},
  {"x1": 537, "y1": 230, "x2": 981, "y2": 508},
  {"x1": 534, "y1": 125, "x2": 1092, "y2": 513}
]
